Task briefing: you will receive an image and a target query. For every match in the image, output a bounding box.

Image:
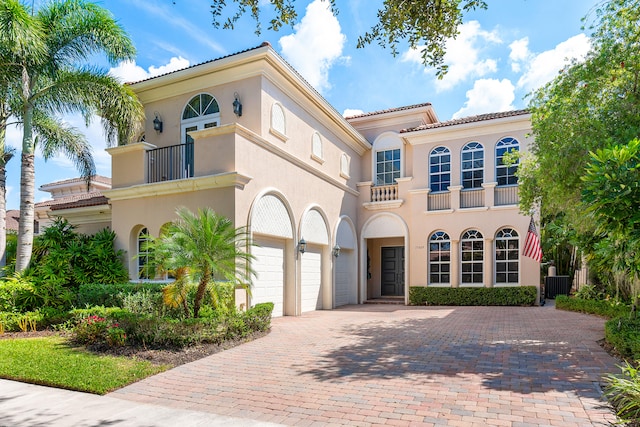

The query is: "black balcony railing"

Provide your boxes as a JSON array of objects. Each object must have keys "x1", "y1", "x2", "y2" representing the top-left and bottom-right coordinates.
[{"x1": 146, "y1": 142, "x2": 194, "y2": 183}]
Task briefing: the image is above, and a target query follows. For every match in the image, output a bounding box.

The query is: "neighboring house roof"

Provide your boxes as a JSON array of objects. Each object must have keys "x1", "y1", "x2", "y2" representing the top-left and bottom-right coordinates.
[
  {"x1": 6, "y1": 209, "x2": 19, "y2": 232},
  {"x1": 49, "y1": 194, "x2": 109, "y2": 211},
  {"x1": 401, "y1": 109, "x2": 530, "y2": 133},
  {"x1": 37, "y1": 191, "x2": 109, "y2": 211},
  {"x1": 39, "y1": 175, "x2": 111, "y2": 188},
  {"x1": 344, "y1": 103, "x2": 433, "y2": 120}
]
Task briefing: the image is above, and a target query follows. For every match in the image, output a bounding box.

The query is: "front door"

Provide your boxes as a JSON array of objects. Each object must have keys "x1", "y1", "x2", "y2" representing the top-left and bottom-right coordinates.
[{"x1": 381, "y1": 246, "x2": 404, "y2": 296}]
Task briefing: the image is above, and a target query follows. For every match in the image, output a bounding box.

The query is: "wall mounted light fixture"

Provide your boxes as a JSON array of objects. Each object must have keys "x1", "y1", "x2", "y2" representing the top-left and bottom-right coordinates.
[
  {"x1": 153, "y1": 112, "x2": 163, "y2": 133},
  {"x1": 233, "y1": 92, "x2": 242, "y2": 117},
  {"x1": 332, "y1": 244, "x2": 341, "y2": 258},
  {"x1": 298, "y1": 238, "x2": 306, "y2": 255}
]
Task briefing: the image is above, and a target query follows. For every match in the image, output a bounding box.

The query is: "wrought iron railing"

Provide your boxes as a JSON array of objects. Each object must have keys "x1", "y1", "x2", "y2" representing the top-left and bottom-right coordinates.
[{"x1": 146, "y1": 142, "x2": 194, "y2": 183}]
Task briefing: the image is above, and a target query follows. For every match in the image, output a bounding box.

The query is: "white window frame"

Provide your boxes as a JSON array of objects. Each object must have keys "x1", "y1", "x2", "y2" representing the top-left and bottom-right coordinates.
[
  {"x1": 496, "y1": 137, "x2": 519, "y2": 187},
  {"x1": 429, "y1": 231, "x2": 451, "y2": 285},
  {"x1": 371, "y1": 132, "x2": 403, "y2": 186},
  {"x1": 461, "y1": 229, "x2": 483, "y2": 285},
  {"x1": 461, "y1": 142, "x2": 484, "y2": 189},
  {"x1": 181, "y1": 93, "x2": 220, "y2": 144},
  {"x1": 429, "y1": 146, "x2": 451, "y2": 193},
  {"x1": 495, "y1": 228, "x2": 519, "y2": 284}
]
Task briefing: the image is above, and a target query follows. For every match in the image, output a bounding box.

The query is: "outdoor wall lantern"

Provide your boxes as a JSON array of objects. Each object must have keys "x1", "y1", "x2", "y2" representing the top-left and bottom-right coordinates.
[
  {"x1": 332, "y1": 244, "x2": 341, "y2": 258},
  {"x1": 298, "y1": 238, "x2": 306, "y2": 255},
  {"x1": 233, "y1": 92, "x2": 242, "y2": 117},
  {"x1": 152, "y1": 112, "x2": 163, "y2": 133}
]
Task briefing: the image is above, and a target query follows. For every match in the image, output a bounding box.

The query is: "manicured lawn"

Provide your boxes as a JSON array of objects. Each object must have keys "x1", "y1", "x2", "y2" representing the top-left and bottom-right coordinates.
[{"x1": 0, "y1": 336, "x2": 168, "y2": 395}]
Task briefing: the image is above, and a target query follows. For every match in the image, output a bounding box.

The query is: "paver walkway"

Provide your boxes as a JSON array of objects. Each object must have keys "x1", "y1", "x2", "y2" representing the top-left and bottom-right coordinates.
[{"x1": 112, "y1": 304, "x2": 620, "y2": 426}]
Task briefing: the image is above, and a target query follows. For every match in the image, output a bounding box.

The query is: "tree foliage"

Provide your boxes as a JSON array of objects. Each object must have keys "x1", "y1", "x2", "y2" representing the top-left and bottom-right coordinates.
[
  {"x1": 207, "y1": 0, "x2": 487, "y2": 75},
  {"x1": 520, "y1": 0, "x2": 640, "y2": 229}
]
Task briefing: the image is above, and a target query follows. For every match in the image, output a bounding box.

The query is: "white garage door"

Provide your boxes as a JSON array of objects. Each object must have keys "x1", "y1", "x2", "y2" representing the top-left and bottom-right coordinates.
[
  {"x1": 335, "y1": 249, "x2": 356, "y2": 307},
  {"x1": 252, "y1": 238, "x2": 285, "y2": 317},
  {"x1": 301, "y1": 250, "x2": 322, "y2": 313}
]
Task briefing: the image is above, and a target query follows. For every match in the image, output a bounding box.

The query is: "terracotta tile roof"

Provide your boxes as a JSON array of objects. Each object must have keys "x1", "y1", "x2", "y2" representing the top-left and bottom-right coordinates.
[
  {"x1": 39, "y1": 175, "x2": 111, "y2": 188},
  {"x1": 127, "y1": 42, "x2": 273, "y2": 85},
  {"x1": 6, "y1": 209, "x2": 19, "y2": 232},
  {"x1": 50, "y1": 194, "x2": 109, "y2": 211},
  {"x1": 401, "y1": 109, "x2": 530, "y2": 133},
  {"x1": 345, "y1": 103, "x2": 433, "y2": 120},
  {"x1": 36, "y1": 191, "x2": 109, "y2": 210}
]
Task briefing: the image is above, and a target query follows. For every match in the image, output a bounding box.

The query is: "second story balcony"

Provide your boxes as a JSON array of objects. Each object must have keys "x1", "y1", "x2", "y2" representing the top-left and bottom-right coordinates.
[{"x1": 146, "y1": 142, "x2": 194, "y2": 183}]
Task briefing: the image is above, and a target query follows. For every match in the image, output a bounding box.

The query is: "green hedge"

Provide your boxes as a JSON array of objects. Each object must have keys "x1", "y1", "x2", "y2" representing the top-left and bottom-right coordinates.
[
  {"x1": 409, "y1": 286, "x2": 537, "y2": 306},
  {"x1": 605, "y1": 316, "x2": 640, "y2": 361},
  {"x1": 76, "y1": 282, "x2": 166, "y2": 308},
  {"x1": 555, "y1": 295, "x2": 631, "y2": 319}
]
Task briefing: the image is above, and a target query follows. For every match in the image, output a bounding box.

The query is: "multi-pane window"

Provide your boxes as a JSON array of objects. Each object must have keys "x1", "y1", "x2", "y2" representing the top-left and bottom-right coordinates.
[
  {"x1": 430, "y1": 146, "x2": 451, "y2": 192},
  {"x1": 138, "y1": 228, "x2": 151, "y2": 280},
  {"x1": 495, "y1": 228, "x2": 519, "y2": 283},
  {"x1": 496, "y1": 137, "x2": 519, "y2": 186},
  {"x1": 461, "y1": 142, "x2": 484, "y2": 189},
  {"x1": 429, "y1": 231, "x2": 451, "y2": 284},
  {"x1": 376, "y1": 149, "x2": 400, "y2": 185},
  {"x1": 182, "y1": 93, "x2": 219, "y2": 120},
  {"x1": 461, "y1": 230, "x2": 484, "y2": 284}
]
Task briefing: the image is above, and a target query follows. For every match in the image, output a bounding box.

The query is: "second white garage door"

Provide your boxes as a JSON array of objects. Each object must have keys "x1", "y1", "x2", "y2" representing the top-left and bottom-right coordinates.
[
  {"x1": 252, "y1": 238, "x2": 285, "y2": 317},
  {"x1": 301, "y1": 249, "x2": 322, "y2": 313}
]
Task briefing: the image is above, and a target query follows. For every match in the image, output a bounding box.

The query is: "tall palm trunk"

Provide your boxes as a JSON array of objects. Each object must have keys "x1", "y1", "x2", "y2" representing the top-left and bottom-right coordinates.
[
  {"x1": 16, "y1": 68, "x2": 35, "y2": 272},
  {"x1": 0, "y1": 108, "x2": 8, "y2": 268}
]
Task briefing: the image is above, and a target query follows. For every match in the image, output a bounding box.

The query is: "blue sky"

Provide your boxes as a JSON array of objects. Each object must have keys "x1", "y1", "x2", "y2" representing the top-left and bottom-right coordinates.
[{"x1": 5, "y1": 0, "x2": 600, "y2": 210}]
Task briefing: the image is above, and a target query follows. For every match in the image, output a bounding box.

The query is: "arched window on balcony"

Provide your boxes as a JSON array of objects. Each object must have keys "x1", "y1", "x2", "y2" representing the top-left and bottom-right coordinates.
[
  {"x1": 496, "y1": 137, "x2": 519, "y2": 186},
  {"x1": 461, "y1": 142, "x2": 484, "y2": 189},
  {"x1": 430, "y1": 146, "x2": 451, "y2": 192}
]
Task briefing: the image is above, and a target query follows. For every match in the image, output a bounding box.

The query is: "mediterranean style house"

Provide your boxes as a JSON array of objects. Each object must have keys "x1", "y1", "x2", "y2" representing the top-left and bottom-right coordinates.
[{"x1": 49, "y1": 42, "x2": 540, "y2": 315}]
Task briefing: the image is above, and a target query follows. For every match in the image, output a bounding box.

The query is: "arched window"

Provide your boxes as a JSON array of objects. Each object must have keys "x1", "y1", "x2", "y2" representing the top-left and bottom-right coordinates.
[
  {"x1": 430, "y1": 146, "x2": 451, "y2": 192},
  {"x1": 461, "y1": 142, "x2": 484, "y2": 189},
  {"x1": 495, "y1": 228, "x2": 519, "y2": 284},
  {"x1": 181, "y1": 93, "x2": 220, "y2": 142},
  {"x1": 137, "y1": 228, "x2": 151, "y2": 280},
  {"x1": 496, "y1": 137, "x2": 519, "y2": 186},
  {"x1": 429, "y1": 231, "x2": 450, "y2": 284},
  {"x1": 461, "y1": 230, "x2": 483, "y2": 284},
  {"x1": 375, "y1": 148, "x2": 400, "y2": 185}
]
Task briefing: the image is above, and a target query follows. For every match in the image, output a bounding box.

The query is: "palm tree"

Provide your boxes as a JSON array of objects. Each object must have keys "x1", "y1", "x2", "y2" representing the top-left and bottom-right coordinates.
[
  {"x1": 149, "y1": 207, "x2": 255, "y2": 318},
  {"x1": 0, "y1": 0, "x2": 143, "y2": 271}
]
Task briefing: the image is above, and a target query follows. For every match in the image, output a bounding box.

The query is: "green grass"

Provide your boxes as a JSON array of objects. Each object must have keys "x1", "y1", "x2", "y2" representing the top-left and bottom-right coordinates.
[{"x1": 0, "y1": 336, "x2": 168, "y2": 394}]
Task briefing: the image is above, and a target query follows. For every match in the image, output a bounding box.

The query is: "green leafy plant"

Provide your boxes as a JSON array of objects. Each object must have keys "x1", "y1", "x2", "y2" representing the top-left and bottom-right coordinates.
[
  {"x1": 556, "y1": 295, "x2": 630, "y2": 319},
  {"x1": 605, "y1": 362, "x2": 640, "y2": 424},
  {"x1": 106, "y1": 323, "x2": 127, "y2": 347}
]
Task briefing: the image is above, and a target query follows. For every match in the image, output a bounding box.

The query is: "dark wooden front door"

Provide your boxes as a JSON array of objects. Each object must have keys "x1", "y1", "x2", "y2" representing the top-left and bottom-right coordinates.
[{"x1": 381, "y1": 246, "x2": 404, "y2": 296}]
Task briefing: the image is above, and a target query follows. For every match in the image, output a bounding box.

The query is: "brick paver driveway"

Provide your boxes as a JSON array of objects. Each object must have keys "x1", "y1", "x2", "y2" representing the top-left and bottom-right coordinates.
[{"x1": 111, "y1": 304, "x2": 620, "y2": 426}]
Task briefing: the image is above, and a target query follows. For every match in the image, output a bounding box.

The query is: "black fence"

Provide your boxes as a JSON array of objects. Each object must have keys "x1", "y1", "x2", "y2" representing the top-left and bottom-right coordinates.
[
  {"x1": 146, "y1": 142, "x2": 194, "y2": 183},
  {"x1": 544, "y1": 275, "x2": 571, "y2": 299}
]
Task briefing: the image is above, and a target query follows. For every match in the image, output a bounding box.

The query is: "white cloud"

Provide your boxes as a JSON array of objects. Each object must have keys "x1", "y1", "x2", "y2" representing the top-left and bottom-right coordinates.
[
  {"x1": 402, "y1": 21, "x2": 501, "y2": 92},
  {"x1": 343, "y1": 109, "x2": 364, "y2": 118},
  {"x1": 509, "y1": 37, "x2": 530, "y2": 73},
  {"x1": 452, "y1": 78, "x2": 516, "y2": 119},
  {"x1": 110, "y1": 57, "x2": 190, "y2": 84},
  {"x1": 516, "y1": 34, "x2": 591, "y2": 93},
  {"x1": 278, "y1": 0, "x2": 346, "y2": 93}
]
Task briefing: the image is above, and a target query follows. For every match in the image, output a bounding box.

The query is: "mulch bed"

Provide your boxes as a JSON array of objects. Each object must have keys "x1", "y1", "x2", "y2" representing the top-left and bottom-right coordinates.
[{"x1": 0, "y1": 329, "x2": 270, "y2": 367}]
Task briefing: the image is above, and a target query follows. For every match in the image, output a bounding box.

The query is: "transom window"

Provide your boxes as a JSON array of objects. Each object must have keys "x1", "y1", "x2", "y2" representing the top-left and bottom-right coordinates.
[
  {"x1": 137, "y1": 228, "x2": 151, "y2": 280},
  {"x1": 375, "y1": 149, "x2": 400, "y2": 185},
  {"x1": 462, "y1": 142, "x2": 484, "y2": 189},
  {"x1": 496, "y1": 137, "x2": 519, "y2": 186},
  {"x1": 182, "y1": 93, "x2": 219, "y2": 120},
  {"x1": 430, "y1": 146, "x2": 451, "y2": 192},
  {"x1": 495, "y1": 228, "x2": 519, "y2": 283},
  {"x1": 429, "y1": 231, "x2": 451, "y2": 284},
  {"x1": 461, "y1": 230, "x2": 483, "y2": 284}
]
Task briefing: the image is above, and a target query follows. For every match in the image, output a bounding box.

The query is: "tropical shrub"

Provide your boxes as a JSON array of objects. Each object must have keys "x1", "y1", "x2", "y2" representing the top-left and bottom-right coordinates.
[
  {"x1": 605, "y1": 316, "x2": 640, "y2": 361},
  {"x1": 555, "y1": 295, "x2": 630, "y2": 319},
  {"x1": 76, "y1": 282, "x2": 166, "y2": 307},
  {"x1": 409, "y1": 286, "x2": 537, "y2": 306},
  {"x1": 605, "y1": 362, "x2": 640, "y2": 425}
]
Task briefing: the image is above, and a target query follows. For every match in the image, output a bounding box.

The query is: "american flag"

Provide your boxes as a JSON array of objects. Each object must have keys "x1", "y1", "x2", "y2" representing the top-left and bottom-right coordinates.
[{"x1": 523, "y1": 217, "x2": 543, "y2": 262}]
